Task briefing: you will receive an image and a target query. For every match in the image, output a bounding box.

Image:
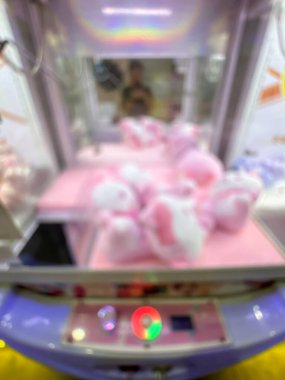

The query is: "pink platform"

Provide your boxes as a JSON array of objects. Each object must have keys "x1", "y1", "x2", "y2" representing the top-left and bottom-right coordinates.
[
  {"x1": 38, "y1": 166, "x2": 285, "y2": 272},
  {"x1": 37, "y1": 144, "x2": 285, "y2": 274},
  {"x1": 37, "y1": 168, "x2": 94, "y2": 217}
]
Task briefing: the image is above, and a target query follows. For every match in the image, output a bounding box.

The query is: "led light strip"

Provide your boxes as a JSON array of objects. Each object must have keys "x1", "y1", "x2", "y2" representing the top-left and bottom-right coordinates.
[{"x1": 102, "y1": 7, "x2": 172, "y2": 17}]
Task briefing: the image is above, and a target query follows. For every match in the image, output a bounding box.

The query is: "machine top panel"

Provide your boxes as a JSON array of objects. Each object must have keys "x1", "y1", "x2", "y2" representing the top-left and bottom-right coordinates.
[{"x1": 48, "y1": 0, "x2": 236, "y2": 57}]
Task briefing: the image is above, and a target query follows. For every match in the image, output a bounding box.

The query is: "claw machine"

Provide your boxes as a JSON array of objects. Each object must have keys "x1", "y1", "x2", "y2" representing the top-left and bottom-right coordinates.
[{"x1": 1, "y1": 1, "x2": 285, "y2": 380}]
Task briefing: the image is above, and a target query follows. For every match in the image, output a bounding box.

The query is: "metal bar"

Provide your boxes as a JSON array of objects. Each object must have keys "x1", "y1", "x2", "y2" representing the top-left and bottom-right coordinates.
[
  {"x1": 247, "y1": 0, "x2": 276, "y2": 19},
  {"x1": 27, "y1": 1, "x2": 76, "y2": 167},
  {"x1": 4, "y1": 0, "x2": 59, "y2": 170},
  {"x1": 224, "y1": 0, "x2": 275, "y2": 164},
  {"x1": 211, "y1": 0, "x2": 248, "y2": 156},
  {"x1": 1, "y1": 264, "x2": 285, "y2": 284}
]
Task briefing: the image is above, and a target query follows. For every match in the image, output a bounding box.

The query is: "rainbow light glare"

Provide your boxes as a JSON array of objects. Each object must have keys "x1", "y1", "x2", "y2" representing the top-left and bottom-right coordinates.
[{"x1": 70, "y1": 1, "x2": 194, "y2": 45}]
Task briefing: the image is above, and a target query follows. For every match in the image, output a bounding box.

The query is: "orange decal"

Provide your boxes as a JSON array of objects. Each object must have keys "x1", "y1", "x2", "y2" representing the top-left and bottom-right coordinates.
[
  {"x1": 258, "y1": 67, "x2": 283, "y2": 105},
  {"x1": 259, "y1": 84, "x2": 281, "y2": 104},
  {"x1": 268, "y1": 68, "x2": 281, "y2": 80}
]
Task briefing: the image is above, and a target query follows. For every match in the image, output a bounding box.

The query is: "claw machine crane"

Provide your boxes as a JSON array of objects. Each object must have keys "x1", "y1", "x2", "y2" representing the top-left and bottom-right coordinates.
[{"x1": 1, "y1": 1, "x2": 285, "y2": 380}]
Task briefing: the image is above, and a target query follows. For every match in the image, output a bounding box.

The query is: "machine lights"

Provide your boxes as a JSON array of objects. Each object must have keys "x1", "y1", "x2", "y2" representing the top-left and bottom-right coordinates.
[
  {"x1": 253, "y1": 305, "x2": 263, "y2": 321},
  {"x1": 131, "y1": 306, "x2": 162, "y2": 341},
  {"x1": 98, "y1": 305, "x2": 117, "y2": 332},
  {"x1": 71, "y1": 328, "x2": 86, "y2": 342},
  {"x1": 101, "y1": 7, "x2": 172, "y2": 17}
]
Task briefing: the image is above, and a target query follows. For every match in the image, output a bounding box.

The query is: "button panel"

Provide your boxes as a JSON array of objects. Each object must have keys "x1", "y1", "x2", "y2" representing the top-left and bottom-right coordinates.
[
  {"x1": 131, "y1": 306, "x2": 162, "y2": 341},
  {"x1": 64, "y1": 301, "x2": 227, "y2": 349}
]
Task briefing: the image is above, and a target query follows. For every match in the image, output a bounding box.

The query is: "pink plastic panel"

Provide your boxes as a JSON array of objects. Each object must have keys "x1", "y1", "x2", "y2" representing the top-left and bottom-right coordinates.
[
  {"x1": 90, "y1": 220, "x2": 285, "y2": 270},
  {"x1": 37, "y1": 168, "x2": 93, "y2": 213},
  {"x1": 64, "y1": 302, "x2": 226, "y2": 348}
]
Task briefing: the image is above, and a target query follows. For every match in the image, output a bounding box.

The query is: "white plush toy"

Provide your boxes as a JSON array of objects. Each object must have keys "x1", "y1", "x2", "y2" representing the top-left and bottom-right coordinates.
[
  {"x1": 92, "y1": 178, "x2": 140, "y2": 214},
  {"x1": 141, "y1": 194, "x2": 204, "y2": 262},
  {"x1": 98, "y1": 212, "x2": 148, "y2": 263}
]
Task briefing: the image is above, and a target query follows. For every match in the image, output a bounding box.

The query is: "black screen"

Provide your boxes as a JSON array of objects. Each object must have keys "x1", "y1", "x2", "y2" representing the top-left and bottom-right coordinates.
[
  {"x1": 19, "y1": 223, "x2": 74, "y2": 266},
  {"x1": 170, "y1": 316, "x2": 195, "y2": 331}
]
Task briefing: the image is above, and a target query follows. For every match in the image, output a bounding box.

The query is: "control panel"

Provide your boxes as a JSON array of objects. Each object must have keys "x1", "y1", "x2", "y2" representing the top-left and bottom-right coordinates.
[{"x1": 64, "y1": 301, "x2": 228, "y2": 350}]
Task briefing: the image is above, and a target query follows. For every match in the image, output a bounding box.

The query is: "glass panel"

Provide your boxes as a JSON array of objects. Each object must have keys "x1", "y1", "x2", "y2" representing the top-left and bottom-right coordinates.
[
  {"x1": 224, "y1": 14, "x2": 285, "y2": 248},
  {"x1": 51, "y1": 55, "x2": 226, "y2": 157},
  {"x1": 0, "y1": 3, "x2": 56, "y2": 242},
  {"x1": 3, "y1": 0, "x2": 283, "y2": 286},
  {"x1": 45, "y1": 0, "x2": 233, "y2": 154},
  {"x1": 94, "y1": 58, "x2": 183, "y2": 122}
]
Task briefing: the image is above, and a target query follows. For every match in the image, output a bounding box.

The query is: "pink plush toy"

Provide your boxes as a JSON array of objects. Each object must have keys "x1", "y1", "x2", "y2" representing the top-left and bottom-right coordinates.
[
  {"x1": 168, "y1": 122, "x2": 200, "y2": 161},
  {"x1": 119, "y1": 117, "x2": 166, "y2": 148},
  {"x1": 210, "y1": 171, "x2": 263, "y2": 232},
  {"x1": 140, "y1": 116, "x2": 166, "y2": 142},
  {"x1": 98, "y1": 212, "x2": 148, "y2": 263},
  {"x1": 141, "y1": 194, "x2": 204, "y2": 262},
  {"x1": 178, "y1": 150, "x2": 223, "y2": 187}
]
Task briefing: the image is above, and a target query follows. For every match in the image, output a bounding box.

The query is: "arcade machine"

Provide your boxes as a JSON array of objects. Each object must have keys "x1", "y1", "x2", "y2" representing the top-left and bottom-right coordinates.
[{"x1": 1, "y1": 0, "x2": 285, "y2": 379}]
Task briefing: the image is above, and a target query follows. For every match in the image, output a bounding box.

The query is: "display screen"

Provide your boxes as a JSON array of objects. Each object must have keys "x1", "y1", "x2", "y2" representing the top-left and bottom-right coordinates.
[{"x1": 170, "y1": 315, "x2": 195, "y2": 331}]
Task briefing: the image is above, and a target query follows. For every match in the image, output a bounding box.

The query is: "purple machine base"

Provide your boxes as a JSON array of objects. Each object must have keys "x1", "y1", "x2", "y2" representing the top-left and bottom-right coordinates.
[{"x1": 0, "y1": 286, "x2": 285, "y2": 380}]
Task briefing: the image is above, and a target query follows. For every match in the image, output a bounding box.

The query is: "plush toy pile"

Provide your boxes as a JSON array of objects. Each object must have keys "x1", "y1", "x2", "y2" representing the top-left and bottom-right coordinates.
[
  {"x1": 92, "y1": 118, "x2": 263, "y2": 264},
  {"x1": 0, "y1": 138, "x2": 32, "y2": 210}
]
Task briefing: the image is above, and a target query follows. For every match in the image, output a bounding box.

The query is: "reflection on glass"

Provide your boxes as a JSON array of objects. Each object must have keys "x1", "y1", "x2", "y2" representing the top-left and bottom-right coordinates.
[
  {"x1": 93, "y1": 58, "x2": 184, "y2": 122},
  {"x1": 14, "y1": 55, "x2": 226, "y2": 270},
  {"x1": 6, "y1": 53, "x2": 226, "y2": 271},
  {"x1": 53, "y1": 56, "x2": 225, "y2": 155}
]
